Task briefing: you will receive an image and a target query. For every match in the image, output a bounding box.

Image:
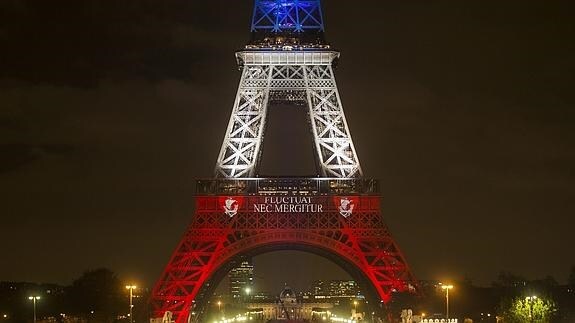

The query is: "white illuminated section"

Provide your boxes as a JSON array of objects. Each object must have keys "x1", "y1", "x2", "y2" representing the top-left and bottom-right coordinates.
[{"x1": 215, "y1": 51, "x2": 363, "y2": 178}]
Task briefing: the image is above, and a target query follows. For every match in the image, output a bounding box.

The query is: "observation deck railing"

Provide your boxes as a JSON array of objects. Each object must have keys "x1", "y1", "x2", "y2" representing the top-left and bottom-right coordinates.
[{"x1": 196, "y1": 177, "x2": 379, "y2": 196}]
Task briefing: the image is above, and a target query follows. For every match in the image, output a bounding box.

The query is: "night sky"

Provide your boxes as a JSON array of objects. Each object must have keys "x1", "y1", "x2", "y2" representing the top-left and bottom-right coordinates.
[{"x1": 1, "y1": 1, "x2": 574, "y2": 294}]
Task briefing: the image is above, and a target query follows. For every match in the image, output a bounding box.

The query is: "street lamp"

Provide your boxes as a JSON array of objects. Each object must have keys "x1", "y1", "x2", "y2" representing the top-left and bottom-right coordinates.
[
  {"x1": 28, "y1": 296, "x2": 41, "y2": 323},
  {"x1": 441, "y1": 284, "x2": 454, "y2": 321},
  {"x1": 217, "y1": 300, "x2": 222, "y2": 313},
  {"x1": 525, "y1": 295, "x2": 537, "y2": 323},
  {"x1": 125, "y1": 285, "x2": 137, "y2": 323},
  {"x1": 352, "y1": 300, "x2": 358, "y2": 319},
  {"x1": 245, "y1": 287, "x2": 251, "y2": 302}
]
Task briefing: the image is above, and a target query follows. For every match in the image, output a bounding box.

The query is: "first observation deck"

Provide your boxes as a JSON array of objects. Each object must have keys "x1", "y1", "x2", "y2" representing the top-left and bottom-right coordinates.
[{"x1": 196, "y1": 177, "x2": 379, "y2": 196}]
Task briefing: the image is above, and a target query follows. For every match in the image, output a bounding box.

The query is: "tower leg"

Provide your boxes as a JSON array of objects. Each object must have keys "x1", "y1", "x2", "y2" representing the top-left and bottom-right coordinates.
[
  {"x1": 216, "y1": 57, "x2": 364, "y2": 179},
  {"x1": 304, "y1": 64, "x2": 362, "y2": 177},
  {"x1": 215, "y1": 65, "x2": 272, "y2": 178}
]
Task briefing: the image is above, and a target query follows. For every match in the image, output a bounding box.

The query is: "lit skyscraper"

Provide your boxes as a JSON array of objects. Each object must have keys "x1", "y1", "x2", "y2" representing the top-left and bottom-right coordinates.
[
  {"x1": 228, "y1": 259, "x2": 254, "y2": 300},
  {"x1": 310, "y1": 280, "x2": 361, "y2": 299}
]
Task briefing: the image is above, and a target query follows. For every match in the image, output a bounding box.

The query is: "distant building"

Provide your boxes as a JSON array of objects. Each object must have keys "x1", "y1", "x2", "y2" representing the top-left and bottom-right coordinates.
[
  {"x1": 228, "y1": 259, "x2": 254, "y2": 300},
  {"x1": 0, "y1": 281, "x2": 65, "y2": 296},
  {"x1": 309, "y1": 280, "x2": 361, "y2": 299},
  {"x1": 327, "y1": 280, "x2": 360, "y2": 298},
  {"x1": 310, "y1": 280, "x2": 327, "y2": 296},
  {"x1": 246, "y1": 286, "x2": 333, "y2": 321}
]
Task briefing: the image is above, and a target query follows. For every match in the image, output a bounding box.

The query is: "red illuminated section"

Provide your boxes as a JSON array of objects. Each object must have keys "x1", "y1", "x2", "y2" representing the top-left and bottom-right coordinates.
[{"x1": 150, "y1": 188, "x2": 415, "y2": 323}]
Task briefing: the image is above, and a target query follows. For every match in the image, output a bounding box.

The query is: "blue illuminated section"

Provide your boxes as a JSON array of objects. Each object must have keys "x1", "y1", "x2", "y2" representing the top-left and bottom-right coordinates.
[{"x1": 251, "y1": 0, "x2": 325, "y2": 33}]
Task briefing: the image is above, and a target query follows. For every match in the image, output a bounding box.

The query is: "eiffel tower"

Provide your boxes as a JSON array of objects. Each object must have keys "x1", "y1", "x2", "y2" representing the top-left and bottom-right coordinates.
[{"x1": 150, "y1": 1, "x2": 416, "y2": 322}]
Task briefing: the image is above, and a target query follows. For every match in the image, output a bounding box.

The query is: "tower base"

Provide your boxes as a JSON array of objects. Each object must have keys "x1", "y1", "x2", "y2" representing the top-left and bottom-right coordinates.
[{"x1": 150, "y1": 178, "x2": 416, "y2": 323}]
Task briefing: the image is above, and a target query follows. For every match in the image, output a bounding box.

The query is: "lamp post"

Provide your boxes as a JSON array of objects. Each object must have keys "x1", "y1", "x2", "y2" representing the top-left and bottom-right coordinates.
[
  {"x1": 28, "y1": 296, "x2": 40, "y2": 323},
  {"x1": 525, "y1": 296, "x2": 537, "y2": 323},
  {"x1": 351, "y1": 300, "x2": 358, "y2": 320},
  {"x1": 125, "y1": 285, "x2": 137, "y2": 323},
  {"x1": 245, "y1": 287, "x2": 251, "y2": 302},
  {"x1": 441, "y1": 285, "x2": 453, "y2": 321},
  {"x1": 217, "y1": 300, "x2": 222, "y2": 314}
]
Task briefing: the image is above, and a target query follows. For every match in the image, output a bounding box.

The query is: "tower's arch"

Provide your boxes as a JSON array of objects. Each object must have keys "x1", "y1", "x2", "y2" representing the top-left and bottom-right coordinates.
[
  {"x1": 186, "y1": 243, "x2": 394, "y2": 322},
  {"x1": 150, "y1": 179, "x2": 416, "y2": 323}
]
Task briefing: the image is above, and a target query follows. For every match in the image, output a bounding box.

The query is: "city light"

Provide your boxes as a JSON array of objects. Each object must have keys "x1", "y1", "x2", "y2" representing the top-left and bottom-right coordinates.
[
  {"x1": 125, "y1": 285, "x2": 137, "y2": 323},
  {"x1": 525, "y1": 295, "x2": 538, "y2": 322},
  {"x1": 331, "y1": 316, "x2": 357, "y2": 323},
  {"x1": 244, "y1": 286, "x2": 252, "y2": 301},
  {"x1": 213, "y1": 313, "x2": 251, "y2": 323},
  {"x1": 441, "y1": 284, "x2": 454, "y2": 320},
  {"x1": 28, "y1": 296, "x2": 41, "y2": 323}
]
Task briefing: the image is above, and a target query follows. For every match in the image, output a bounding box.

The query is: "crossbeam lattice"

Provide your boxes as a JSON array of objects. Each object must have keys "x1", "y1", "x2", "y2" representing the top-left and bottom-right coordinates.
[
  {"x1": 215, "y1": 55, "x2": 363, "y2": 178},
  {"x1": 251, "y1": 0, "x2": 324, "y2": 33},
  {"x1": 150, "y1": 196, "x2": 415, "y2": 323}
]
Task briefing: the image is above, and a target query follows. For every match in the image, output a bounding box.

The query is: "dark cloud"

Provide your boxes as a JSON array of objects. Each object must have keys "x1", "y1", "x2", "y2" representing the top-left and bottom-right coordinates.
[
  {"x1": 0, "y1": 143, "x2": 75, "y2": 173},
  {"x1": 0, "y1": 0, "x2": 250, "y2": 85}
]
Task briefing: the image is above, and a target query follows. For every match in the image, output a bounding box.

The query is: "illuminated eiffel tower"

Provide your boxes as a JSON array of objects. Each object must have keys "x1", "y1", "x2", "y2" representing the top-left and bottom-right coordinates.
[{"x1": 150, "y1": 1, "x2": 416, "y2": 322}]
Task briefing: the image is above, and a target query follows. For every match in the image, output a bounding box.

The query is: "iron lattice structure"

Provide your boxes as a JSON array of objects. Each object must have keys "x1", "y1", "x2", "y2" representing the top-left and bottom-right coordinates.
[
  {"x1": 151, "y1": 179, "x2": 415, "y2": 323},
  {"x1": 150, "y1": 1, "x2": 416, "y2": 322},
  {"x1": 215, "y1": 51, "x2": 362, "y2": 178},
  {"x1": 251, "y1": 0, "x2": 324, "y2": 33}
]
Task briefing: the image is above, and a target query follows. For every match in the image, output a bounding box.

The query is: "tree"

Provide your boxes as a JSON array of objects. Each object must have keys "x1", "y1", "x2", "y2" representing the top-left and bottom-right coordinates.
[
  {"x1": 65, "y1": 268, "x2": 124, "y2": 322},
  {"x1": 500, "y1": 296, "x2": 557, "y2": 323},
  {"x1": 493, "y1": 271, "x2": 527, "y2": 288}
]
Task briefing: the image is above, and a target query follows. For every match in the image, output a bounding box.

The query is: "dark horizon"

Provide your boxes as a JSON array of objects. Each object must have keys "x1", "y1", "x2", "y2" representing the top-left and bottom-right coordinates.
[{"x1": 1, "y1": 0, "x2": 574, "y2": 293}]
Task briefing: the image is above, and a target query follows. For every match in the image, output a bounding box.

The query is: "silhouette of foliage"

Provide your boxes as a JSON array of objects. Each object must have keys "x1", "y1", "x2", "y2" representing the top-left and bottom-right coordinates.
[
  {"x1": 65, "y1": 268, "x2": 124, "y2": 322},
  {"x1": 499, "y1": 296, "x2": 557, "y2": 323}
]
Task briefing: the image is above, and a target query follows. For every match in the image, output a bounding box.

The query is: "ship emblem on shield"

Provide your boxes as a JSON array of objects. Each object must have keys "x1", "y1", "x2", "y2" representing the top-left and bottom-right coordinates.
[
  {"x1": 338, "y1": 197, "x2": 355, "y2": 218},
  {"x1": 223, "y1": 197, "x2": 239, "y2": 217}
]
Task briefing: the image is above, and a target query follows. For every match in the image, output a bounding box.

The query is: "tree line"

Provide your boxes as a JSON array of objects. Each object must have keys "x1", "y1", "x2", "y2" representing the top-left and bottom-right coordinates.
[{"x1": 0, "y1": 268, "x2": 147, "y2": 323}]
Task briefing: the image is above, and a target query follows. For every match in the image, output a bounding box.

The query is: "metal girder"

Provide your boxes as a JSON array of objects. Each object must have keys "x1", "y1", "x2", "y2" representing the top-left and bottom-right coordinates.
[
  {"x1": 150, "y1": 195, "x2": 416, "y2": 323},
  {"x1": 215, "y1": 51, "x2": 363, "y2": 178}
]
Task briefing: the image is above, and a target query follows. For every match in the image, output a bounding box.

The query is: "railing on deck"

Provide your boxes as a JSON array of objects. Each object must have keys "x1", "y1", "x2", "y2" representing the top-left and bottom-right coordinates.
[{"x1": 196, "y1": 177, "x2": 379, "y2": 196}]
